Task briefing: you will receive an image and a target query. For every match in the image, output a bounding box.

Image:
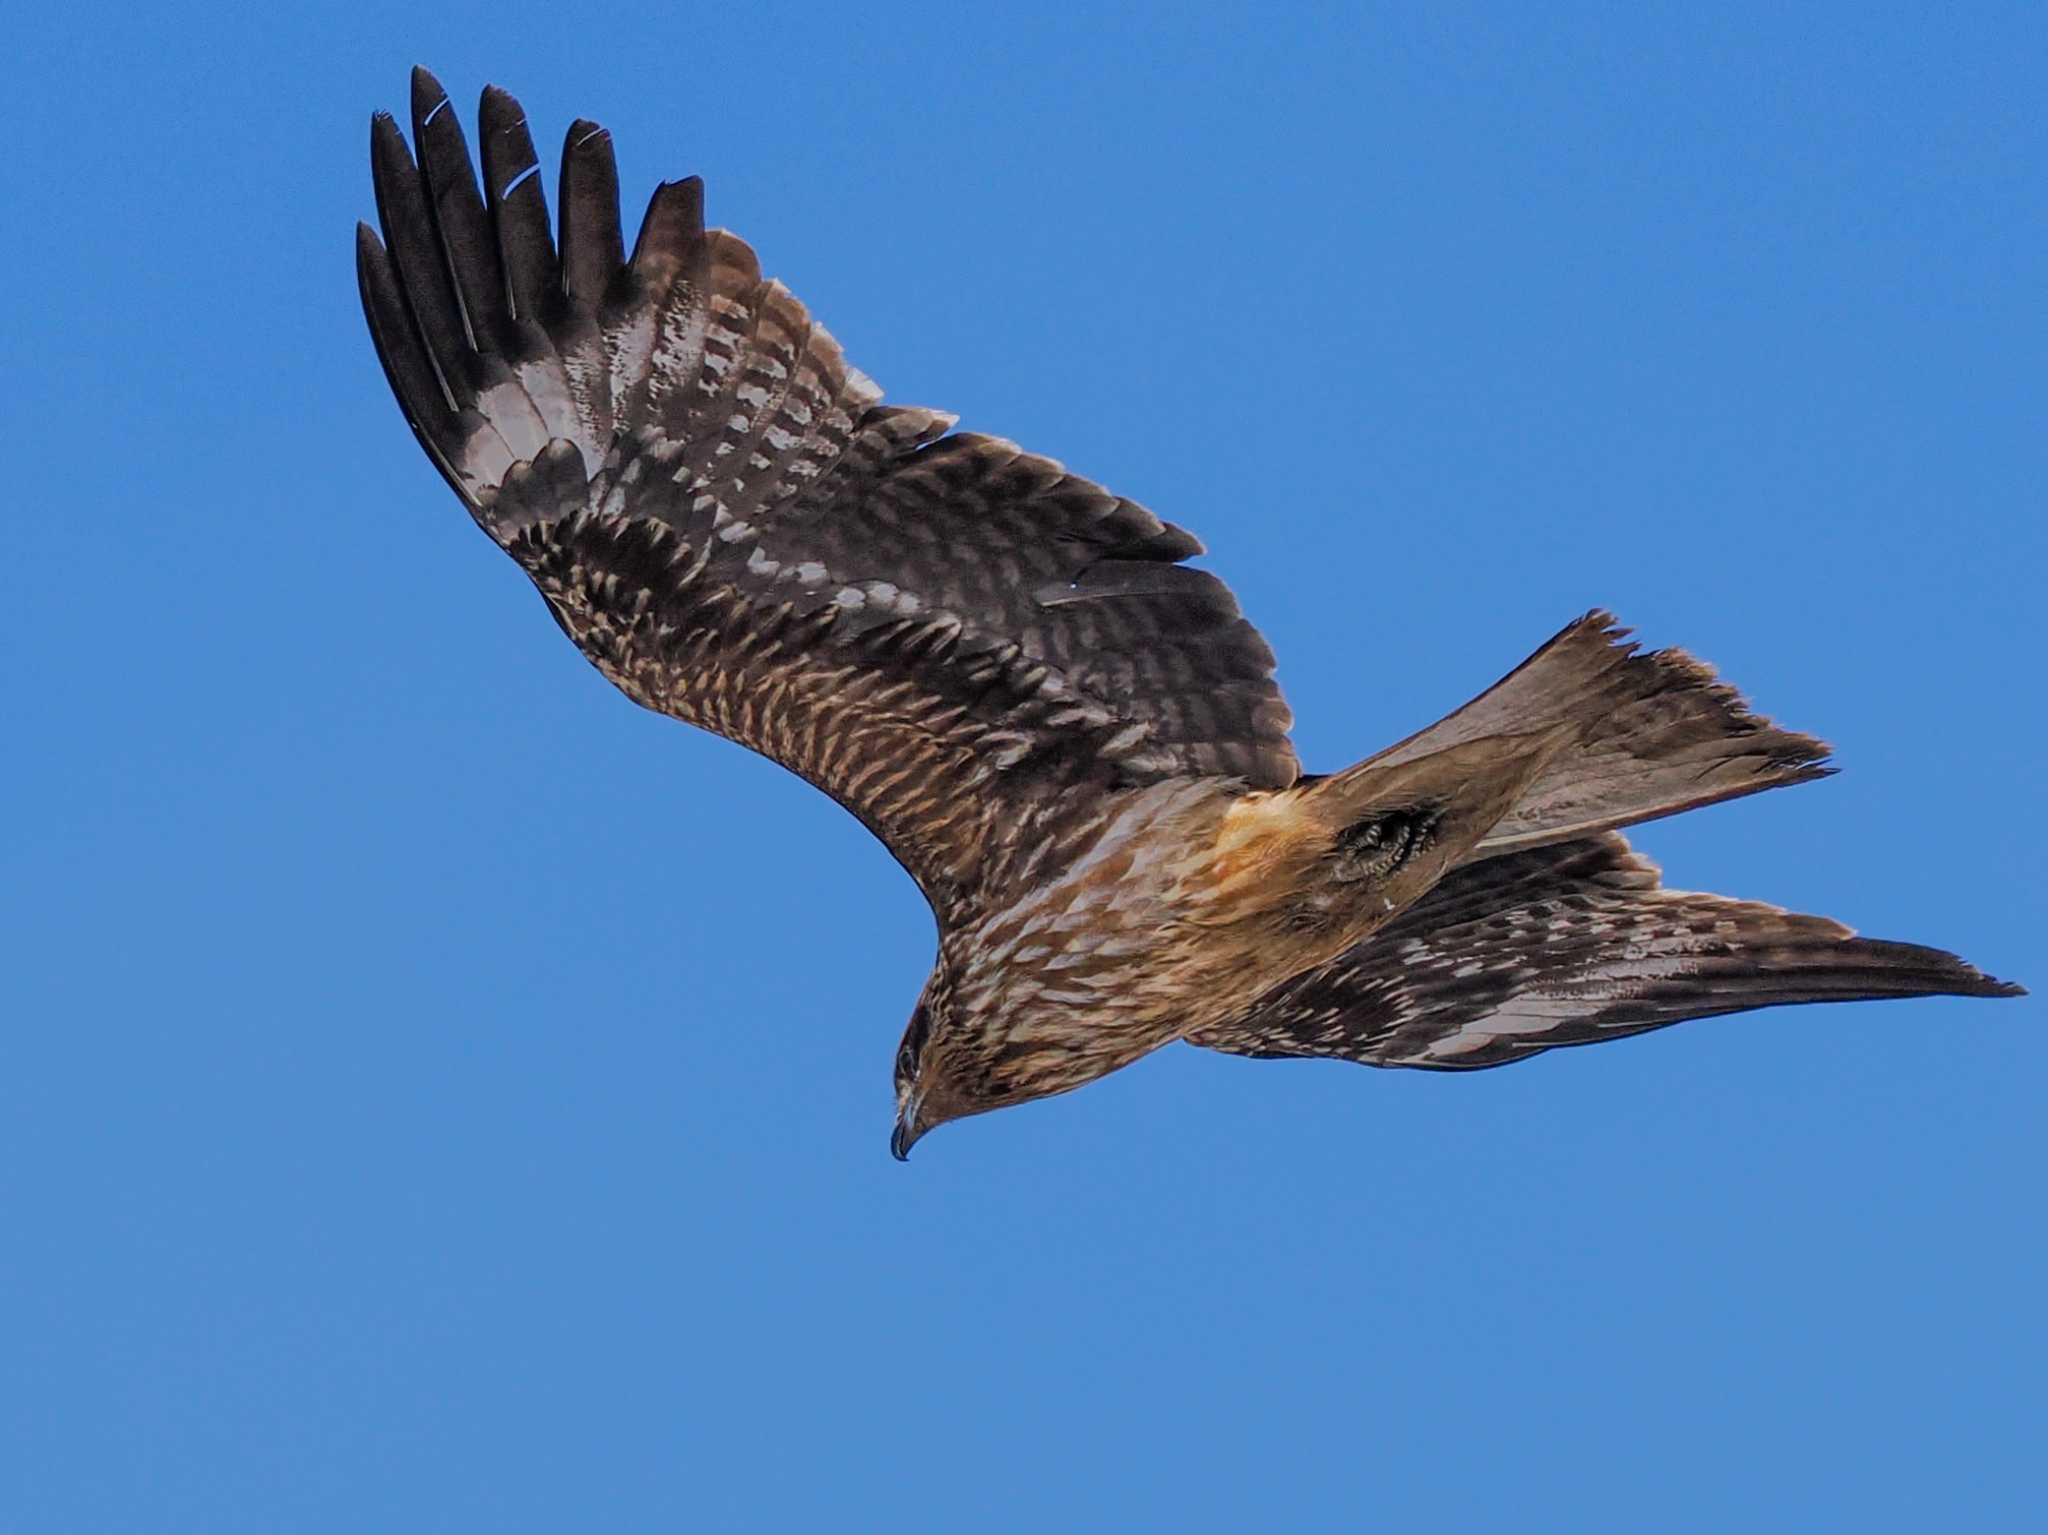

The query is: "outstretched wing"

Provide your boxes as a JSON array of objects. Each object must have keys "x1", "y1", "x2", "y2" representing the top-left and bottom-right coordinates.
[
  {"x1": 1190, "y1": 833, "x2": 2022, "y2": 1070},
  {"x1": 357, "y1": 70, "x2": 1296, "y2": 922}
]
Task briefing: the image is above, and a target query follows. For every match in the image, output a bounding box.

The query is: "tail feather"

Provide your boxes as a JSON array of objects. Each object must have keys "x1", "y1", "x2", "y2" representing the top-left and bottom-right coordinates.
[
  {"x1": 1367, "y1": 612, "x2": 1834, "y2": 856},
  {"x1": 1189, "y1": 833, "x2": 2023, "y2": 1071}
]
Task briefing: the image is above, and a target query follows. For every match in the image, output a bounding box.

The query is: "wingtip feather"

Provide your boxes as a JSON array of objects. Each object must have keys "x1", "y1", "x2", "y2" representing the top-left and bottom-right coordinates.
[
  {"x1": 410, "y1": 64, "x2": 449, "y2": 120},
  {"x1": 559, "y1": 115, "x2": 625, "y2": 301}
]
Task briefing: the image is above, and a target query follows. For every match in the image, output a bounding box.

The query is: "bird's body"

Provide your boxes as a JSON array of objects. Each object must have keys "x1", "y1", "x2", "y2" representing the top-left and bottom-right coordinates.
[{"x1": 359, "y1": 71, "x2": 2020, "y2": 1159}]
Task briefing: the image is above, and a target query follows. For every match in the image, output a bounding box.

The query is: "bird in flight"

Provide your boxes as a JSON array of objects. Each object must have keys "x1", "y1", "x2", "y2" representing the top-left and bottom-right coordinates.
[{"x1": 359, "y1": 70, "x2": 2021, "y2": 1160}]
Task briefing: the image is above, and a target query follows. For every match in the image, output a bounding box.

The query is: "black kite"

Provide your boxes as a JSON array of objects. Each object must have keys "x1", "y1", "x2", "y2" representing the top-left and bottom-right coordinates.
[{"x1": 358, "y1": 72, "x2": 2020, "y2": 1159}]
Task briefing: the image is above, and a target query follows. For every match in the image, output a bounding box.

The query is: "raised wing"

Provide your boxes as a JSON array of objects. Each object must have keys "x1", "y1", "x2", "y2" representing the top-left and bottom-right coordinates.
[
  {"x1": 357, "y1": 70, "x2": 1296, "y2": 921},
  {"x1": 1191, "y1": 833, "x2": 2022, "y2": 1070}
]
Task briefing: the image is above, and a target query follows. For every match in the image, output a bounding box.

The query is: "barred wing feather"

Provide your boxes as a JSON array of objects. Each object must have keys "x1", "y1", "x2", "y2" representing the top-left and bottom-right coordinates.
[
  {"x1": 357, "y1": 70, "x2": 1297, "y2": 922},
  {"x1": 1193, "y1": 834, "x2": 2022, "y2": 1070}
]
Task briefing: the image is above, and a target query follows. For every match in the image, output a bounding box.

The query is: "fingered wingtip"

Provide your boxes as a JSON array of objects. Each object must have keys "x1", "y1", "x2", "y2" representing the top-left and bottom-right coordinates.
[
  {"x1": 369, "y1": 110, "x2": 413, "y2": 172},
  {"x1": 479, "y1": 82, "x2": 526, "y2": 121},
  {"x1": 411, "y1": 65, "x2": 451, "y2": 120}
]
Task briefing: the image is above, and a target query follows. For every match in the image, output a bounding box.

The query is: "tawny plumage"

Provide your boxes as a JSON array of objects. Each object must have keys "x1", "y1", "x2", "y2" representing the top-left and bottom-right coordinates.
[{"x1": 358, "y1": 71, "x2": 2022, "y2": 1159}]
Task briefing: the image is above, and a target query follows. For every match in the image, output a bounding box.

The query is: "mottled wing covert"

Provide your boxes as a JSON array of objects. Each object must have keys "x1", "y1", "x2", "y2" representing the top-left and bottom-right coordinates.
[
  {"x1": 357, "y1": 71, "x2": 1297, "y2": 919},
  {"x1": 1192, "y1": 834, "x2": 2022, "y2": 1070}
]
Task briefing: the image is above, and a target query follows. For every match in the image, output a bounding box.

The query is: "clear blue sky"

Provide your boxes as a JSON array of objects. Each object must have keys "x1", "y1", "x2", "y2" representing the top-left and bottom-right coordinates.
[{"x1": 4, "y1": 3, "x2": 2040, "y2": 1529}]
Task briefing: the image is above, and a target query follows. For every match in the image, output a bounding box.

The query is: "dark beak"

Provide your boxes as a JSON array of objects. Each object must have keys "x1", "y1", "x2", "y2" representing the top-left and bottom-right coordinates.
[{"x1": 890, "y1": 1098, "x2": 924, "y2": 1162}]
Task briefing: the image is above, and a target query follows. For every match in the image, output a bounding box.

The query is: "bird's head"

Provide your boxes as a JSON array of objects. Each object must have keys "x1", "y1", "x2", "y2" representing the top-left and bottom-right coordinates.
[
  {"x1": 890, "y1": 955, "x2": 1143, "y2": 1160},
  {"x1": 890, "y1": 965, "x2": 1034, "y2": 1161},
  {"x1": 890, "y1": 972, "x2": 949, "y2": 1161}
]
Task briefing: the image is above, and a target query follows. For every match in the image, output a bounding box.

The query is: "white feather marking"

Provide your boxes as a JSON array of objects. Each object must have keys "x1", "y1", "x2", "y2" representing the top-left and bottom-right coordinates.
[
  {"x1": 1046, "y1": 705, "x2": 1105, "y2": 729},
  {"x1": 842, "y1": 364, "x2": 882, "y2": 404}
]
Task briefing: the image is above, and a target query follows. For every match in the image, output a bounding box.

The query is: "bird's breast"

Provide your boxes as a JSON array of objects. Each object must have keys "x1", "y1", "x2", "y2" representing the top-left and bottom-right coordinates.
[{"x1": 949, "y1": 781, "x2": 1330, "y2": 1063}]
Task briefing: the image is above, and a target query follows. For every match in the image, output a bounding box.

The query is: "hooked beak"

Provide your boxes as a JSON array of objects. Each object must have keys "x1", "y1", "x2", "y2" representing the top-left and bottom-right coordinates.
[{"x1": 890, "y1": 1094, "x2": 924, "y2": 1162}]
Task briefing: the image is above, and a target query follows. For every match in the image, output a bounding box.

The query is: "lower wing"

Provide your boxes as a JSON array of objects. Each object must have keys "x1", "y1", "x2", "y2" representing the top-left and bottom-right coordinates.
[{"x1": 1189, "y1": 832, "x2": 2022, "y2": 1071}]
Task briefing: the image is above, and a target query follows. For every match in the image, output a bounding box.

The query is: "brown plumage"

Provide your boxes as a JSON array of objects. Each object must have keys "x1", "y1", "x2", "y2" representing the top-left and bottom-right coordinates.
[{"x1": 358, "y1": 72, "x2": 2022, "y2": 1160}]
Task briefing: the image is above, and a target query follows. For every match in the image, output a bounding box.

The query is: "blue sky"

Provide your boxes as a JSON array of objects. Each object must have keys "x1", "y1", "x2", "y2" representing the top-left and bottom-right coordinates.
[{"x1": 4, "y1": 2, "x2": 2041, "y2": 1529}]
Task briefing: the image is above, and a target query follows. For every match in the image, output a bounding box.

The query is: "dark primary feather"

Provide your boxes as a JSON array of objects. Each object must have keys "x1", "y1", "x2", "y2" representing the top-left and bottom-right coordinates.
[
  {"x1": 1190, "y1": 833, "x2": 2024, "y2": 1070},
  {"x1": 358, "y1": 70, "x2": 1297, "y2": 917},
  {"x1": 479, "y1": 85, "x2": 558, "y2": 321}
]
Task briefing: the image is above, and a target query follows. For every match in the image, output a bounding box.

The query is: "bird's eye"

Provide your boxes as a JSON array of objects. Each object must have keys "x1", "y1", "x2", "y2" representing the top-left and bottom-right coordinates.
[{"x1": 897, "y1": 1003, "x2": 931, "y2": 1081}]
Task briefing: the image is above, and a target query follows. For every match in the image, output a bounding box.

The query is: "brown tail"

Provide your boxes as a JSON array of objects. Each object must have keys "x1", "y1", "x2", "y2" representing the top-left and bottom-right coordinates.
[{"x1": 1363, "y1": 612, "x2": 1834, "y2": 857}]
